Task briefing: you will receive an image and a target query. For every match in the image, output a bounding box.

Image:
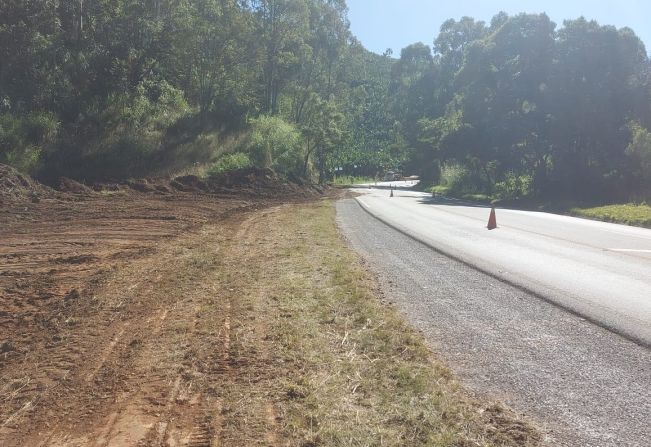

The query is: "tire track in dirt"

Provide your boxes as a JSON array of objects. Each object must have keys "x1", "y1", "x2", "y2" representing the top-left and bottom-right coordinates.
[
  {"x1": 2, "y1": 200, "x2": 314, "y2": 446},
  {"x1": 73, "y1": 226, "x2": 239, "y2": 447},
  {"x1": 85, "y1": 325, "x2": 129, "y2": 384},
  {"x1": 1, "y1": 166, "x2": 327, "y2": 446},
  {"x1": 5, "y1": 245, "x2": 191, "y2": 446},
  {"x1": 210, "y1": 210, "x2": 286, "y2": 447},
  {"x1": 140, "y1": 293, "x2": 231, "y2": 447}
]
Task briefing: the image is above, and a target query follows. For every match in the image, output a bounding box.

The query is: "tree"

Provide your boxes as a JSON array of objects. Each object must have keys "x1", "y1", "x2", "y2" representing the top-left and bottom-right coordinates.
[
  {"x1": 252, "y1": 0, "x2": 309, "y2": 115},
  {"x1": 300, "y1": 96, "x2": 343, "y2": 182}
]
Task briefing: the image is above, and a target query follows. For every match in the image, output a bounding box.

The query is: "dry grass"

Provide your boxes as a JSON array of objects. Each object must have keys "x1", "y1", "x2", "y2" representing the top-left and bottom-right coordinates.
[
  {"x1": 247, "y1": 201, "x2": 542, "y2": 446},
  {"x1": 0, "y1": 196, "x2": 543, "y2": 446}
]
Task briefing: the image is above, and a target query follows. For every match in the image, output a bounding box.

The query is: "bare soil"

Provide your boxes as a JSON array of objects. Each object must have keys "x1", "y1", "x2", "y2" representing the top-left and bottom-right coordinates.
[
  {"x1": 0, "y1": 166, "x2": 321, "y2": 446},
  {"x1": 1, "y1": 166, "x2": 539, "y2": 446}
]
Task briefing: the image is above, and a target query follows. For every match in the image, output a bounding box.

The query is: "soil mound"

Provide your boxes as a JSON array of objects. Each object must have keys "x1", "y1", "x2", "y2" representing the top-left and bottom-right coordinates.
[
  {"x1": 208, "y1": 167, "x2": 277, "y2": 188},
  {"x1": 0, "y1": 164, "x2": 55, "y2": 202},
  {"x1": 126, "y1": 179, "x2": 157, "y2": 193},
  {"x1": 171, "y1": 175, "x2": 208, "y2": 192},
  {"x1": 0, "y1": 163, "x2": 324, "y2": 204},
  {"x1": 58, "y1": 177, "x2": 93, "y2": 194},
  {"x1": 206, "y1": 167, "x2": 323, "y2": 197}
]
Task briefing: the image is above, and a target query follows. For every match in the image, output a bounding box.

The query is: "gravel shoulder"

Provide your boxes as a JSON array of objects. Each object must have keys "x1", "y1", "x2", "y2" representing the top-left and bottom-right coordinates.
[{"x1": 336, "y1": 198, "x2": 651, "y2": 447}]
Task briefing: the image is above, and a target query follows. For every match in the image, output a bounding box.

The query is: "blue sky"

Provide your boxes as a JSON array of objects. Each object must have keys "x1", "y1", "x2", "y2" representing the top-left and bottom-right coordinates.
[{"x1": 346, "y1": 0, "x2": 650, "y2": 55}]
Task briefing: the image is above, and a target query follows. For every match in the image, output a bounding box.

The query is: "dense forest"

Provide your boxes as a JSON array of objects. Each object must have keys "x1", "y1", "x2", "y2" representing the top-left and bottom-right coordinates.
[
  {"x1": 393, "y1": 13, "x2": 651, "y2": 201},
  {"x1": 1, "y1": 1, "x2": 650, "y2": 201}
]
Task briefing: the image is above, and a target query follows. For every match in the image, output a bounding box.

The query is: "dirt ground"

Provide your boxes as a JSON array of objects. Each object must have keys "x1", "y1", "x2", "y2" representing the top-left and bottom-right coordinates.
[
  {"x1": 0, "y1": 165, "x2": 321, "y2": 446},
  {"x1": 1, "y1": 165, "x2": 539, "y2": 446}
]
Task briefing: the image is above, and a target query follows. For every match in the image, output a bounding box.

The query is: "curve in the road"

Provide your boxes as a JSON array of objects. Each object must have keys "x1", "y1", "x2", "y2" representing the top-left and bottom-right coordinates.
[{"x1": 353, "y1": 193, "x2": 651, "y2": 348}]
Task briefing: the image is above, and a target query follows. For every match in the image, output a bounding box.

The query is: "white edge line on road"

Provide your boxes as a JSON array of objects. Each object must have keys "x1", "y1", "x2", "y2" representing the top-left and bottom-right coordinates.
[
  {"x1": 349, "y1": 197, "x2": 651, "y2": 348},
  {"x1": 357, "y1": 198, "x2": 371, "y2": 209},
  {"x1": 608, "y1": 249, "x2": 651, "y2": 253}
]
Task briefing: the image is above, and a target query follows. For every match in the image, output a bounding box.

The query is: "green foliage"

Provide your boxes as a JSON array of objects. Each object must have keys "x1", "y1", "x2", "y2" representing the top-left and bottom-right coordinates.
[
  {"x1": 0, "y1": 112, "x2": 58, "y2": 173},
  {"x1": 626, "y1": 122, "x2": 651, "y2": 190},
  {"x1": 407, "y1": 12, "x2": 651, "y2": 202},
  {"x1": 0, "y1": 0, "x2": 370, "y2": 182},
  {"x1": 208, "y1": 153, "x2": 252, "y2": 176},
  {"x1": 331, "y1": 175, "x2": 375, "y2": 186},
  {"x1": 2, "y1": 0, "x2": 650, "y2": 203},
  {"x1": 300, "y1": 97, "x2": 345, "y2": 181},
  {"x1": 56, "y1": 80, "x2": 191, "y2": 180},
  {"x1": 439, "y1": 163, "x2": 479, "y2": 194},
  {"x1": 570, "y1": 204, "x2": 651, "y2": 228},
  {"x1": 494, "y1": 172, "x2": 533, "y2": 200},
  {"x1": 246, "y1": 115, "x2": 304, "y2": 176}
]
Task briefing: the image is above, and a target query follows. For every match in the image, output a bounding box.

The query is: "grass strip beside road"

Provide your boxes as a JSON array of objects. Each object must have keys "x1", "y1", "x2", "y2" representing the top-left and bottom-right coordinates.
[
  {"x1": 569, "y1": 203, "x2": 651, "y2": 228},
  {"x1": 330, "y1": 175, "x2": 375, "y2": 186},
  {"x1": 430, "y1": 184, "x2": 651, "y2": 228},
  {"x1": 229, "y1": 200, "x2": 541, "y2": 446}
]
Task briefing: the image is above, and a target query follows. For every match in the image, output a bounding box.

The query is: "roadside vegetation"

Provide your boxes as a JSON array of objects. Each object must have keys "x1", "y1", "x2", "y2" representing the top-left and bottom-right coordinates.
[
  {"x1": 569, "y1": 203, "x2": 651, "y2": 228},
  {"x1": 224, "y1": 200, "x2": 541, "y2": 446},
  {"x1": 0, "y1": 0, "x2": 398, "y2": 184},
  {"x1": 330, "y1": 175, "x2": 376, "y2": 186},
  {"x1": 4, "y1": 3, "x2": 649, "y2": 209},
  {"x1": 429, "y1": 163, "x2": 651, "y2": 227}
]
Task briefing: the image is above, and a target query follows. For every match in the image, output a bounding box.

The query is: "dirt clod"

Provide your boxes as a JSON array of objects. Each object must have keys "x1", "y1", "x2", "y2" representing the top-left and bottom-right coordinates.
[
  {"x1": 57, "y1": 177, "x2": 93, "y2": 194},
  {"x1": 0, "y1": 340, "x2": 16, "y2": 353},
  {"x1": 0, "y1": 164, "x2": 55, "y2": 202},
  {"x1": 64, "y1": 289, "x2": 81, "y2": 302}
]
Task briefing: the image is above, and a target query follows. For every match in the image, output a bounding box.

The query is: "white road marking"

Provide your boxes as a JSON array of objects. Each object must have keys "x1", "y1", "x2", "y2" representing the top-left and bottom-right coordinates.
[
  {"x1": 608, "y1": 249, "x2": 651, "y2": 253},
  {"x1": 357, "y1": 198, "x2": 371, "y2": 209}
]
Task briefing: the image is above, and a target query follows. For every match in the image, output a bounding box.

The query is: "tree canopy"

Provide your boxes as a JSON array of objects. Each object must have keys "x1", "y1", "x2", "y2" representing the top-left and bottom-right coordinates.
[
  {"x1": 1, "y1": 3, "x2": 650, "y2": 200},
  {"x1": 390, "y1": 12, "x2": 651, "y2": 201}
]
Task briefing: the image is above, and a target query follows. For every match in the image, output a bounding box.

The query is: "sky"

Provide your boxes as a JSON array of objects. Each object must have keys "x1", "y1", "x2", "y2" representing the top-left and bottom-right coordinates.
[{"x1": 346, "y1": 0, "x2": 650, "y2": 55}]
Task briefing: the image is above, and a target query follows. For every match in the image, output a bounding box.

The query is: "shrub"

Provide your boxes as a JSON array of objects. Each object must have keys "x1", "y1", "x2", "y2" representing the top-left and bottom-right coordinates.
[
  {"x1": 52, "y1": 80, "x2": 191, "y2": 180},
  {"x1": 0, "y1": 112, "x2": 59, "y2": 173},
  {"x1": 494, "y1": 172, "x2": 533, "y2": 200},
  {"x1": 246, "y1": 115, "x2": 304, "y2": 176},
  {"x1": 626, "y1": 122, "x2": 651, "y2": 191},
  {"x1": 208, "y1": 152, "x2": 252, "y2": 176},
  {"x1": 439, "y1": 163, "x2": 477, "y2": 194}
]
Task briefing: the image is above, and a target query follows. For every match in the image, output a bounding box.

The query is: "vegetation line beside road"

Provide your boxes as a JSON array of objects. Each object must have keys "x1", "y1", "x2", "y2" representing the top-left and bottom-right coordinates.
[
  {"x1": 238, "y1": 200, "x2": 541, "y2": 446},
  {"x1": 428, "y1": 184, "x2": 651, "y2": 228},
  {"x1": 568, "y1": 203, "x2": 651, "y2": 228}
]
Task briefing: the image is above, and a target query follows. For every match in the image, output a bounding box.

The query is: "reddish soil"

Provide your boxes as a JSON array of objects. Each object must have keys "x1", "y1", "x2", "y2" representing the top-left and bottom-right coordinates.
[{"x1": 0, "y1": 165, "x2": 323, "y2": 446}]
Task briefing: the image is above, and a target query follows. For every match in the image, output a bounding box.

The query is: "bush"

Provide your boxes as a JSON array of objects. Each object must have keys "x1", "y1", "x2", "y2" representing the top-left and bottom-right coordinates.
[
  {"x1": 494, "y1": 172, "x2": 533, "y2": 200},
  {"x1": 208, "y1": 152, "x2": 252, "y2": 176},
  {"x1": 626, "y1": 122, "x2": 651, "y2": 191},
  {"x1": 45, "y1": 80, "x2": 192, "y2": 181},
  {"x1": 439, "y1": 163, "x2": 477, "y2": 194},
  {"x1": 246, "y1": 115, "x2": 304, "y2": 176},
  {"x1": 0, "y1": 112, "x2": 59, "y2": 173}
]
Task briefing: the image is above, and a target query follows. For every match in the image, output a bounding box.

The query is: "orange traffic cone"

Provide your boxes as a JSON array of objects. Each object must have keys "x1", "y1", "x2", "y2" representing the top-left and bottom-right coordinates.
[
  {"x1": 487, "y1": 207, "x2": 497, "y2": 230},
  {"x1": 390, "y1": 187, "x2": 394, "y2": 197}
]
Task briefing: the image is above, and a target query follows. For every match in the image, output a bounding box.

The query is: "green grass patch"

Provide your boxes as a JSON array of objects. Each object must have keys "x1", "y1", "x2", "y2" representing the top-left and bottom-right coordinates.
[
  {"x1": 428, "y1": 186, "x2": 493, "y2": 204},
  {"x1": 429, "y1": 184, "x2": 452, "y2": 195},
  {"x1": 569, "y1": 203, "x2": 651, "y2": 228},
  {"x1": 461, "y1": 193, "x2": 493, "y2": 203},
  {"x1": 331, "y1": 175, "x2": 375, "y2": 186}
]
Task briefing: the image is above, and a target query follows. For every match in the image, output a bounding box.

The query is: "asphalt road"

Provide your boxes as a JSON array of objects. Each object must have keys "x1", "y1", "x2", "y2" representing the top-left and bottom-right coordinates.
[
  {"x1": 336, "y1": 197, "x2": 651, "y2": 447},
  {"x1": 349, "y1": 182, "x2": 651, "y2": 346}
]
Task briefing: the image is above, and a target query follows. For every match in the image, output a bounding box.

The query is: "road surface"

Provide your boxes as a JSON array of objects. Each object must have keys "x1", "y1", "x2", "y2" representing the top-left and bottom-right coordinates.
[
  {"x1": 350, "y1": 182, "x2": 651, "y2": 346},
  {"x1": 336, "y1": 194, "x2": 651, "y2": 447}
]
